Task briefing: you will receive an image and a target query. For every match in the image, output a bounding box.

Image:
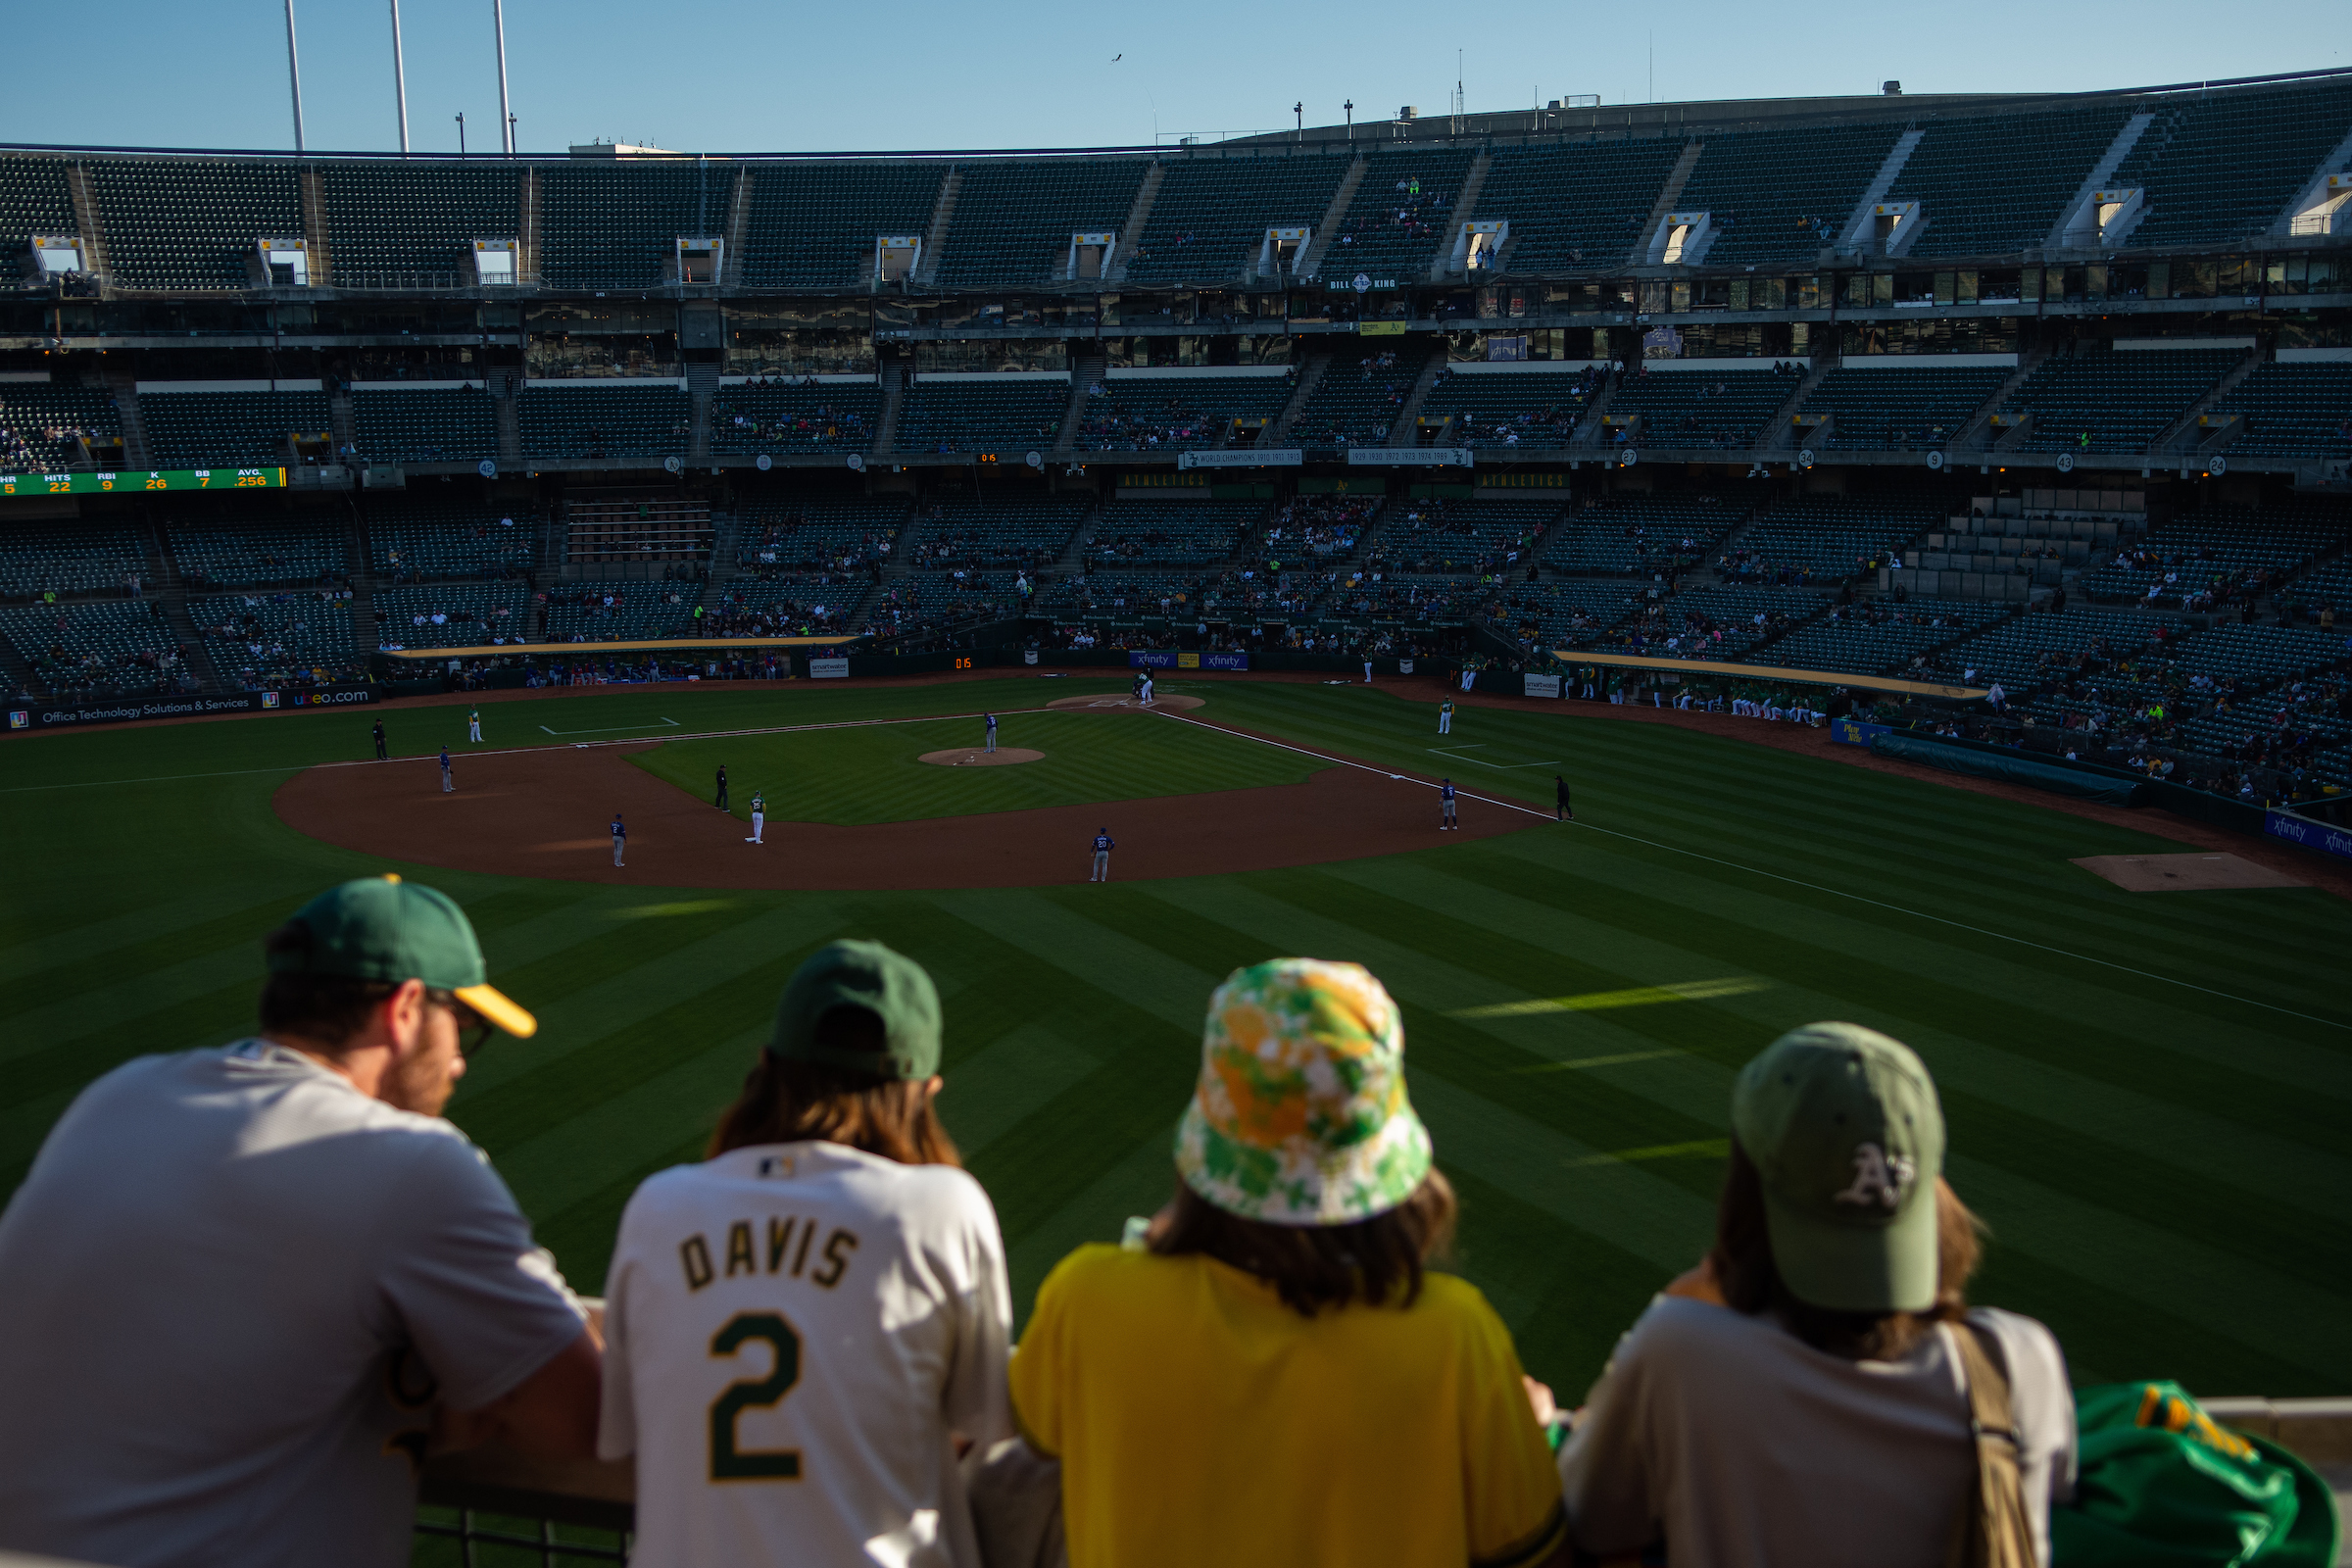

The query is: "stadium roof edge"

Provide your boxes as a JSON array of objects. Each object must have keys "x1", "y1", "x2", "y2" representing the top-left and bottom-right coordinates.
[{"x1": 2, "y1": 64, "x2": 2346, "y2": 165}]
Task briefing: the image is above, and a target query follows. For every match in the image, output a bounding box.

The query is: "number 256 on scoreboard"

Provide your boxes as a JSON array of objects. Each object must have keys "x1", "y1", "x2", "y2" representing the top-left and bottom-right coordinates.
[{"x1": 0, "y1": 467, "x2": 287, "y2": 497}]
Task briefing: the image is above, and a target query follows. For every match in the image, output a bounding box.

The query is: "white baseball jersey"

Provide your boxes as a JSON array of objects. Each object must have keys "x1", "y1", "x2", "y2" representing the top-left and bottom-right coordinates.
[{"x1": 600, "y1": 1141, "x2": 1013, "y2": 1568}]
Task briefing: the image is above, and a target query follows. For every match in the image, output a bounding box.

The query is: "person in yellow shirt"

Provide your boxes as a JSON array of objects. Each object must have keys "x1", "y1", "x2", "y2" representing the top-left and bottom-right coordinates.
[{"x1": 1008, "y1": 957, "x2": 1567, "y2": 1568}]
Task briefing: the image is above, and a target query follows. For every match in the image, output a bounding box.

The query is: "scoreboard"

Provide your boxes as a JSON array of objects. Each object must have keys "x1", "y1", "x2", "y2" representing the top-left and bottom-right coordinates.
[{"x1": 0, "y1": 468, "x2": 287, "y2": 497}]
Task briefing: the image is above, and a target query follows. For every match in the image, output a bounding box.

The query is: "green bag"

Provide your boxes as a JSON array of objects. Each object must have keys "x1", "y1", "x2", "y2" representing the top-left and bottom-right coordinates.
[{"x1": 2051, "y1": 1383, "x2": 2340, "y2": 1568}]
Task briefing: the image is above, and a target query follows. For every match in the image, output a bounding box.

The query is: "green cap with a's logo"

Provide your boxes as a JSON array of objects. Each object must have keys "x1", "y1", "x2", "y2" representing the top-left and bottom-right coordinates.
[
  {"x1": 1730, "y1": 1022, "x2": 1944, "y2": 1313},
  {"x1": 270, "y1": 875, "x2": 536, "y2": 1038},
  {"x1": 769, "y1": 939, "x2": 941, "y2": 1081}
]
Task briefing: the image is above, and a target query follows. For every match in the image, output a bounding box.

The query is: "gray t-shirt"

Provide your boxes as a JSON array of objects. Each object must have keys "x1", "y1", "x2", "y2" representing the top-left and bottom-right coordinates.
[
  {"x1": 0, "y1": 1042, "x2": 588, "y2": 1568},
  {"x1": 1558, "y1": 1295, "x2": 2076, "y2": 1568}
]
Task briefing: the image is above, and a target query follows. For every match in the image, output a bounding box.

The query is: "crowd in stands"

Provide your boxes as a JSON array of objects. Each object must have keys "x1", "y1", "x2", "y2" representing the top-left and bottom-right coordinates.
[
  {"x1": 1258, "y1": 494, "x2": 1375, "y2": 563},
  {"x1": 196, "y1": 589, "x2": 362, "y2": 688},
  {"x1": 1332, "y1": 172, "x2": 1458, "y2": 254},
  {"x1": 0, "y1": 600, "x2": 195, "y2": 698}
]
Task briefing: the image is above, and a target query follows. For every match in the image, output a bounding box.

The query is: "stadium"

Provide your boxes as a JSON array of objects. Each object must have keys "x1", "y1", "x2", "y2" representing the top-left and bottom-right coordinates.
[{"x1": 1, "y1": 56, "x2": 2349, "y2": 1568}]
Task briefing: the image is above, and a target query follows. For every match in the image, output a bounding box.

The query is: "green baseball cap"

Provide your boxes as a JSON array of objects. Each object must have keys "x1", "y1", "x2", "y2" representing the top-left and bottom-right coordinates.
[
  {"x1": 1730, "y1": 1022, "x2": 1944, "y2": 1313},
  {"x1": 270, "y1": 875, "x2": 536, "y2": 1038},
  {"x1": 769, "y1": 940, "x2": 942, "y2": 1081}
]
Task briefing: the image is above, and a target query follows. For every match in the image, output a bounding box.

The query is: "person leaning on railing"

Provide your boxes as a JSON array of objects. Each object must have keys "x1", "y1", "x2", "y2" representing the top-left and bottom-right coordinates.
[{"x1": 0, "y1": 877, "x2": 601, "y2": 1568}]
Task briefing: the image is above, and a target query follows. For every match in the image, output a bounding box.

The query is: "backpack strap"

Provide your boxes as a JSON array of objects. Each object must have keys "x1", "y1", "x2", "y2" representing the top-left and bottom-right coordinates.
[{"x1": 1943, "y1": 1319, "x2": 2042, "y2": 1568}]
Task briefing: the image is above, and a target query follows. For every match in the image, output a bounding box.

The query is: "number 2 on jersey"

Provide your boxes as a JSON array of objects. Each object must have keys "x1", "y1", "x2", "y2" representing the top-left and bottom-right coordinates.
[{"x1": 710, "y1": 1311, "x2": 803, "y2": 1481}]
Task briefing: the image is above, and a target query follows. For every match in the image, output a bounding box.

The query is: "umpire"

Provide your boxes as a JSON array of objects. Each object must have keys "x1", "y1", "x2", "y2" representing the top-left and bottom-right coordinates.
[{"x1": 0, "y1": 876, "x2": 601, "y2": 1568}]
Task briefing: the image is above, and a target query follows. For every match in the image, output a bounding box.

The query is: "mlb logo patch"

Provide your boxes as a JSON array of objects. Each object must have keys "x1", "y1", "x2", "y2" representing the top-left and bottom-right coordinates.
[
  {"x1": 7, "y1": 710, "x2": 26, "y2": 730},
  {"x1": 261, "y1": 692, "x2": 280, "y2": 710}
]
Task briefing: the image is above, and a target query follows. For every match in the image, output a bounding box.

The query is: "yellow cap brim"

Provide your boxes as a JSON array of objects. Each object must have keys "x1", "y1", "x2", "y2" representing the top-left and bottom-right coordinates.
[{"x1": 455, "y1": 983, "x2": 537, "y2": 1039}]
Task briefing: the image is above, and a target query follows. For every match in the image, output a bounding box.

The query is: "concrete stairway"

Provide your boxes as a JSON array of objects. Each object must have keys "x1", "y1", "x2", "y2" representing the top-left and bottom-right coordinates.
[
  {"x1": 1056, "y1": 351, "x2": 1106, "y2": 452},
  {"x1": 874, "y1": 362, "x2": 907, "y2": 455},
  {"x1": 107, "y1": 372, "x2": 152, "y2": 468},
  {"x1": 685, "y1": 363, "x2": 720, "y2": 462},
  {"x1": 1271, "y1": 354, "x2": 1331, "y2": 442},
  {"x1": 1106, "y1": 165, "x2": 1164, "y2": 283},
  {"x1": 721, "y1": 170, "x2": 754, "y2": 286},
  {"x1": 1386, "y1": 355, "x2": 1448, "y2": 445},
  {"x1": 492, "y1": 371, "x2": 523, "y2": 466},
  {"x1": 1762, "y1": 357, "x2": 1838, "y2": 450},
  {"x1": 914, "y1": 171, "x2": 961, "y2": 285},
  {"x1": 2154, "y1": 344, "x2": 2264, "y2": 455},
  {"x1": 1429, "y1": 151, "x2": 1493, "y2": 280},
  {"x1": 1296, "y1": 158, "x2": 1367, "y2": 279},
  {"x1": 1629, "y1": 139, "x2": 1705, "y2": 267},
  {"x1": 1954, "y1": 348, "x2": 2053, "y2": 452},
  {"x1": 344, "y1": 504, "x2": 380, "y2": 651}
]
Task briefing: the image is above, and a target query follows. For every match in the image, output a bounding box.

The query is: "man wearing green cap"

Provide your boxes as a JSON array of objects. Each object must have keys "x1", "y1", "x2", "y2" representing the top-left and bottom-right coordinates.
[
  {"x1": 1553, "y1": 1022, "x2": 2075, "y2": 1567},
  {"x1": 599, "y1": 939, "x2": 1012, "y2": 1568},
  {"x1": 0, "y1": 876, "x2": 602, "y2": 1568}
]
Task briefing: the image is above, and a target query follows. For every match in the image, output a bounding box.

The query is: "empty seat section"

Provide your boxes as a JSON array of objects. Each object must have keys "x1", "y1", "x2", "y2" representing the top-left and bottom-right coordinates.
[
  {"x1": 1319, "y1": 573, "x2": 1492, "y2": 627},
  {"x1": 893, "y1": 380, "x2": 1067, "y2": 452},
  {"x1": 167, "y1": 511, "x2": 348, "y2": 587},
  {"x1": 0, "y1": 156, "x2": 78, "y2": 254},
  {"x1": 1934, "y1": 609, "x2": 2184, "y2": 699},
  {"x1": 934, "y1": 161, "x2": 1149, "y2": 288},
  {"x1": 2076, "y1": 506, "x2": 2348, "y2": 609},
  {"x1": 367, "y1": 500, "x2": 536, "y2": 580},
  {"x1": 907, "y1": 497, "x2": 1089, "y2": 569},
  {"x1": 1998, "y1": 349, "x2": 2239, "y2": 452},
  {"x1": 318, "y1": 164, "x2": 521, "y2": 284},
  {"x1": 1800, "y1": 364, "x2": 2011, "y2": 449},
  {"x1": 1731, "y1": 498, "x2": 1940, "y2": 581},
  {"x1": 1474, "y1": 140, "x2": 1689, "y2": 271},
  {"x1": 710, "y1": 384, "x2": 882, "y2": 454},
  {"x1": 1420, "y1": 368, "x2": 1602, "y2": 447},
  {"x1": 352, "y1": 387, "x2": 500, "y2": 465},
  {"x1": 1542, "y1": 495, "x2": 1748, "y2": 576},
  {"x1": 141, "y1": 390, "x2": 330, "y2": 468},
  {"x1": 1078, "y1": 375, "x2": 1293, "y2": 450},
  {"x1": 2111, "y1": 79, "x2": 2352, "y2": 248},
  {"x1": 84, "y1": 160, "x2": 305, "y2": 290},
  {"x1": 190, "y1": 591, "x2": 360, "y2": 685},
  {"x1": 1123, "y1": 154, "x2": 1351, "y2": 284},
  {"x1": 1888, "y1": 107, "x2": 2133, "y2": 258},
  {"x1": 1500, "y1": 581, "x2": 1647, "y2": 646},
  {"x1": 538, "y1": 162, "x2": 714, "y2": 289},
  {"x1": 2208, "y1": 363, "x2": 2352, "y2": 459},
  {"x1": 1291, "y1": 344, "x2": 1430, "y2": 447},
  {"x1": 372, "y1": 582, "x2": 533, "y2": 648},
  {"x1": 741, "y1": 163, "x2": 945, "y2": 288},
  {"x1": 541, "y1": 580, "x2": 706, "y2": 641},
  {"x1": 0, "y1": 523, "x2": 148, "y2": 597},
  {"x1": 1672, "y1": 123, "x2": 1906, "y2": 267},
  {"x1": 518, "y1": 385, "x2": 692, "y2": 460},
  {"x1": 1088, "y1": 501, "x2": 1257, "y2": 566},
  {"x1": 1606, "y1": 369, "x2": 1787, "y2": 449},
  {"x1": 1766, "y1": 598, "x2": 2012, "y2": 676},
  {"x1": 0, "y1": 600, "x2": 192, "y2": 696},
  {"x1": 0, "y1": 385, "x2": 124, "y2": 470},
  {"x1": 1620, "y1": 584, "x2": 1829, "y2": 659},
  {"x1": 1377, "y1": 498, "x2": 1558, "y2": 574},
  {"x1": 734, "y1": 500, "x2": 905, "y2": 575},
  {"x1": 1322, "y1": 148, "x2": 1476, "y2": 280},
  {"x1": 1047, "y1": 569, "x2": 1203, "y2": 620}
]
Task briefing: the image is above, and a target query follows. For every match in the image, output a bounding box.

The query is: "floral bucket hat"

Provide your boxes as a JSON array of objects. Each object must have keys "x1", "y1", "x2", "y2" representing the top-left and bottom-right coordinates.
[{"x1": 1174, "y1": 957, "x2": 1433, "y2": 1226}]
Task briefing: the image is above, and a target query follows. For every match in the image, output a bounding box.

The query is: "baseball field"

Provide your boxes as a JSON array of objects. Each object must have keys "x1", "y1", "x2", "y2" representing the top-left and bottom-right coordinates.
[{"x1": 4, "y1": 670, "x2": 2348, "y2": 1414}]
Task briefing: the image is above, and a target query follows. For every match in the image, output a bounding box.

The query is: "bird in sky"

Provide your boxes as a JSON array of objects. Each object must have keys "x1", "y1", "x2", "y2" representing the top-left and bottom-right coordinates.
[{"x1": 1111, "y1": 53, "x2": 1122, "y2": 61}]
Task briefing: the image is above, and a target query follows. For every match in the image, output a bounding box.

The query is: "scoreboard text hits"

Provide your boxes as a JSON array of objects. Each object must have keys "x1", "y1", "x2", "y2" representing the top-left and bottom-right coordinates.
[{"x1": 0, "y1": 468, "x2": 287, "y2": 497}]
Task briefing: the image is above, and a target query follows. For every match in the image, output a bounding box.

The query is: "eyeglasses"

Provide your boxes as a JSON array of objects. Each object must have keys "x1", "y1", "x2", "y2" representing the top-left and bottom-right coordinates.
[{"x1": 424, "y1": 989, "x2": 496, "y2": 1059}]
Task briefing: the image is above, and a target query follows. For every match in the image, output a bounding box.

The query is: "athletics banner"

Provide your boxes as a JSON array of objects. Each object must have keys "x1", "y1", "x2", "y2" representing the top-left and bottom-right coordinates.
[
  {"x1": 6, "y1": 683, "x2": 375, "y2": 733},
  {"x1": 2263, "y1": 809, "x2": 2352, "y2": 864},
  {"x1": 1832, "y1": 717, "x2": 1892, "y2": 747}
]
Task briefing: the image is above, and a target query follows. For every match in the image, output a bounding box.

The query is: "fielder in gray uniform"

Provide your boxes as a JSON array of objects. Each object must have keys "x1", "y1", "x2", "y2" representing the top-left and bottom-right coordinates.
[
  {"x1": 1089, "y1": 827, "x2": 1116, "y2": 882},
  {"x1": 0, "y1": 876, "x2": 600, "y2": 1568}
]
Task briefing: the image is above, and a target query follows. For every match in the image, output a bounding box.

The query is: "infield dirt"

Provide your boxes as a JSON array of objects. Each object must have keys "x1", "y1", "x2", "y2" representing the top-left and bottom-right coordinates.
[{"x1": 273, "y1": 739, "x2": 1536, "y2": 890}]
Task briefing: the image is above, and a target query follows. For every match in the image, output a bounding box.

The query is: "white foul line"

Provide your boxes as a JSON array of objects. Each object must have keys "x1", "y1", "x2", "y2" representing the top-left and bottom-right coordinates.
[
  {"x1": 540, "y1": 716, "x2": 680, "y2": 736},
  {"x1": 1157, "y1": 710, "x2": 2351, "y2": 1034}
]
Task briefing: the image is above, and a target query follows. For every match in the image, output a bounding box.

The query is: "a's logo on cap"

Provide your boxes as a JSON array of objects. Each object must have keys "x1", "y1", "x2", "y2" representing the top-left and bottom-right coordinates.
[{"x1": 1832, "y1": 1142, "x2": 1915, "y2": 1211}]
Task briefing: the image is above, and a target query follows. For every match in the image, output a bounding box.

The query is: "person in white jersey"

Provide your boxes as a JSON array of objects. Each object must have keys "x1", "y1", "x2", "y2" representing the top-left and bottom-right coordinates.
[
  {"x1": 0, "y1": 876, "x2": 598, "y2": 1568},
  {"x1": 599, "y1": 940, "x2": 1013, "y2": 1568},
  {"x1": 747, "y1": 792, "x2": 765, "y2": 845},
  {"x1": 468, "y1": 707, "x2": 483, "y2": 743}
]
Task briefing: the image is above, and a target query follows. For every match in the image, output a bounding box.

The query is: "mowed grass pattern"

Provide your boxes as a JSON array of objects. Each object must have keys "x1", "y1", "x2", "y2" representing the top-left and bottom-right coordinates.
[
  {"x1": 3, "y1": 673, "x2": 2349, "y2": 1430},
  {"x1": 632, "y1": 708, "x2": 1317, "y2": 825}
]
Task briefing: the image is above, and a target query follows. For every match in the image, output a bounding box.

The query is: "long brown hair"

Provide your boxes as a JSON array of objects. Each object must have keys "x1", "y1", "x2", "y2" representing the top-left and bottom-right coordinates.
[
  {"x1": 1148, "y1": 1168, "x2": 1457, "y2": 1317},
  {"x1": 1709, "y1": 1137, "x2": 1984, "y2": 1360},
  {"x1": 707, "y1": 1009, "x2": 960, "y2": 1167}
]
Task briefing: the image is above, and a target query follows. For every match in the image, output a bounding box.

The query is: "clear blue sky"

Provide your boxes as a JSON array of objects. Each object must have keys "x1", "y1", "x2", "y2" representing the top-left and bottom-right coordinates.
[{"x1": 3, "y1": 0, "x2": 2342, "y2": 155}]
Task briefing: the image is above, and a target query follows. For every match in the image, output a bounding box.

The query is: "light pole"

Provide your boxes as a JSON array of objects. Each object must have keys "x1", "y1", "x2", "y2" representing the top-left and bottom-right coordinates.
[
  {"x1": 1294, "y1": 101, "x2": 1303, "y2": 142},
  {"x1": 457, "y1": 112, "x2": 467, "y2": 159},
  {"x1": 1345, "y1": 100, "x2": 1353, "y2": 140},
  {"x1": 390, "y1": 0, "x2": 410, "y2": 154},
  {"x1": 493, "y1": 0, "x2": 514, "y2": 154},
  {"x1": 284, "y1": 0, "x2": 307, "y2": 153}
]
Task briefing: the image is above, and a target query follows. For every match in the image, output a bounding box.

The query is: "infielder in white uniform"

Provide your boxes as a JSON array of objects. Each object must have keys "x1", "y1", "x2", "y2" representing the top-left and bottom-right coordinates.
[
  {"x1": 1438, "y1": 700, "x2": 1454, "y2": 735},
  {"x1": 599, "y1": 942, "x2": 1011, "y2": 1568},
  {"x1": 746, "y1": 793, "x2": 764, "y2": 845},
  {"x1": 467, "y1": 708, "x2": 482, "y2": 743}
]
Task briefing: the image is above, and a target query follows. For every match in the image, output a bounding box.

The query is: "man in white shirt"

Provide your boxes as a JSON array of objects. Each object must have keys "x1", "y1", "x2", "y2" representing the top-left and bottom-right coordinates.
[
  {"x1": 600, "y1": 940, "x2": 1012, "y2": 1568},
  {"x1": 0, "y1": 876, "x2": 598, "y2": 1568}
]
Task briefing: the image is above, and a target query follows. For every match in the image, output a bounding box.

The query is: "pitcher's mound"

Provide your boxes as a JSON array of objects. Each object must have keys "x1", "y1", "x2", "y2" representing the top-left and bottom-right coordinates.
[
  {"x1": 2072, "y1": 853, "x2": 2308, "y2": 892},
  {"x1": 1048, "y1": 694, "x2": 1204, "y2": 712},
  {"x1": 918, "y1": 747, "x2": 1044, "y2": 767}
]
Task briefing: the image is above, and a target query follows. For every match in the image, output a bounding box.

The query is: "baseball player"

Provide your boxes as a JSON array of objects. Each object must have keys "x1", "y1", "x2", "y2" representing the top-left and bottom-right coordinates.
[
  {"x1": 1555, "y1": 774, "x2": 1574, "y2": 821},
  {"x1": 612, "y1": 812, "x2": 627, "y2": 867},
  {"x1": 1089, "y1": 827, "x2": 1116, "y2": 882},
  {"x1": 439, "y1": 745, "x2": 453, "y2": 793},
  {"x1": 1438, "y1": 700, "x2": 1454, "y2": 735},
  {"x1": 371, "y1": 718, "x2": 387, "y2": 760},
  {"x1": 746, "y1": 793, "x2": 764, "y2": 845},
  {"x1": 714, "y1": 764, "x2": 729, "y2": 812},
  {"x1": 984, "y1": 712, "x2": 998, "y2": 754},
  {"x1": 597, "y1": 941, "x2": 1011, "y2": 1568},
  {"x1": 1363, "y1": 658, "x2": 1373, "y2": 683},
  {"x1": 467, "y1": 707, "x2": 482, "y2": 744},
  {"x1": 1140, "y1": 670, "x2": 1155, "y2": 706},
  {"x1": 1440, "y1": 778, "x2": 1457, "y2": 830}
]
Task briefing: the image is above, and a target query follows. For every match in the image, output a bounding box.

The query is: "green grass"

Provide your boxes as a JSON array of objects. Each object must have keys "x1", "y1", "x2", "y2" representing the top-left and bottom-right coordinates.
[
  {"x1": 631, "y1": 705, "x2": 1317, "y2": 825},
  {"x1": 5, "y1": 672, "x2": 2350, "y2": 1419}
]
